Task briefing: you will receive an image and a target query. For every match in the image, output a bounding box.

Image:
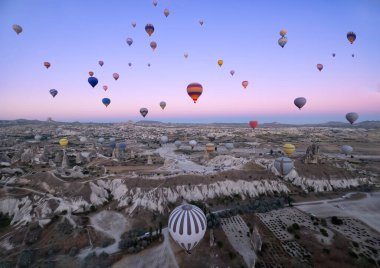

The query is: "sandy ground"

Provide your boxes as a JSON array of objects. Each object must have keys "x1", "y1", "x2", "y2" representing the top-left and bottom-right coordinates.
[
  {"x1": 296, "y1": 191, "x2": 380, "y2": 233},
  {"x1": 112, "y1": 228, "x2": 178, "y2": 268}
]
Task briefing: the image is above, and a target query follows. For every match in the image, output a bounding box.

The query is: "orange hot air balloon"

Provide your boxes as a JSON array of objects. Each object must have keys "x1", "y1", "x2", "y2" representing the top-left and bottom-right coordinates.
[
  {"x1": 150, "y1": 41, "x2": 157, "y2": 51},
  {"x1": 217, "y1": 60, "x2": 223, "y2": 67},
  {"x1": 103, "y1": 85, "x2": 108, "y2": 91},
  {"x1": 249, "y1": 121, "x2": 258, "y2": 129},
  {"x1": 242, "y1": 81, "x2": 248, "y2": 88},
  {"x1": 89, "y1": 71, "x2": 94, "y2": 77},
  {"x1": 44, "y1": 62, "x2": 51, "y2": 69},
  {"x1": 145, "y1": 24, "x2": 155, "y2": 37},
  {"x1": 187, "y1": 83, "x2": 203, "y2": 103}
]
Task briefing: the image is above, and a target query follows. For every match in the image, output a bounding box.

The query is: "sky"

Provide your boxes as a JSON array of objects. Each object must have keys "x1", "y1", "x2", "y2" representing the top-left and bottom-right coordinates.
[{"x1": 0, "y1": 0, "x2": 380, "y2": 124}]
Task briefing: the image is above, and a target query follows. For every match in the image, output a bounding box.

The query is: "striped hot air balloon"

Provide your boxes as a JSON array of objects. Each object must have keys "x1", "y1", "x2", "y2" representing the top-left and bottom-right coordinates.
[
  {"x1": 145, "y1": 24, "x2": 155, "y2": 36},
  {"x1": 168, "y1": 204, "x2": 207, "y2": 253},
  {"x1": 187, "y1": 83, "x2": 203, "y2": 103},
  {"x1": 347, "y1": 32, "x2": 356, "y2": 44}
]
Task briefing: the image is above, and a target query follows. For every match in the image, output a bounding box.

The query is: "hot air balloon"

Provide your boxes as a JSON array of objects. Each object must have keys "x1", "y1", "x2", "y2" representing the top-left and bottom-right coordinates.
[
  {"x1": 230, "y1": 70, "x2": 235, "y2": 76},
  {"x1": 316, "y1": 64, "x2": 323, "y2": 71},
  {"x1": 49, "y1": 89, "x2": 58, "y2": 98},
  {"x1": 113, "y1": 73, "x2": 119, "y2": 80},
  {"x1": 283, "y1": 144, "x2": 295, "y2": 157},
  {"x1": 199, "y1": 19, "x2": 204, "y2": 26},
  {"x1": 147, "y1": 63, "x2": 151, "y2": 67},
  {"x1": 98, "y1": 60, "x2": 104, "y2": 67},
  {"x1": 332, "y1": 53, "x2": 336, "y2": 57},
  {"x1": 280, "y1": 29, "x2": 287, "y2": 37},
  {"x1": 88, "y1": 77, "x2": 98, "y2": 88},
  {"x1": 225, "y1": 143, "x2": 234, "y2": 151},
  {"x1": 206, "y1": 143, "x2": 215, "y2": 153},
  {"x1": 98, "y1": 137, "x2": 105, "y2": 143},
  {"x1": 160, "y1": 136, "x2": 168, "y2": 144},
  {"x1": 168, "y1": 204, "x2": 207, "y2": 253},
  {"x1": 174, "y1": 140, "x2": 182, "y2": 149},
  {"x1": 12, "y1": 24, "x2": 23, "y2": 35},
  {"x1": 140, "y1": 108, "x2": 148, "y2": 118},
  {"x1": 242, "y1": 81, "x2": 248, "y2": 89},
  {"x1": 132, "y1": 22, "x2": 136, "y2": 28},
  {"x1": 347, "y1": 32, "x2": 356, "y2": 44},
  {"x1": 44, "y1": 62, "x2": 51, "y2": 69},
  {"x1": 79, "y1": 137, "x2": 87, "y2": 143},
  {"x1": 153, "y1": 0, "x2": 157, "y2": 7},
  {"x1": 110, "y1": 141, "x2": 116, "y2": 149},
  {"x1": 346, "y1": 112, "x2": 358, "y2": 124},
  {"x1": 110, "y1": 137, "x2": 116, "y2": 142},
  {"x1": 189, "y1": 140, "x2": 197, "y2": 150},
  {"x1": 126, "y1": 38, "x2": 133, "y2": 46},
  {"x1": 150, "y1": 41, "x2": 157, "y2": 51},
  {"x1": 34, "y1": 135, "x2": 42, "y2": 141},
  {"x1": 119, "y1": 142, "x2": 127, "y2": 151},
  {"x1": 187, "y1": 83, "x2": 203, "y2": 103},
  {"x1": 341, "y1": 145, "x2": 353, "y2": 155},
  {"x1": 103, "y1": 85, "x2": 108, "y2": 91},
  {"x1": 352, "y1": 54, "x2": 355, "y2": 58},
  {"x1": 160, "y1": 101, "x2": 166, "y2": 110},
  {"x1": 164, "y1": 8, "x2": 169, "y2": 17},
  {"x1": 128, "y1": 62, "x2": 132, "y2": 67},
  {"x1": 278, "y1": 37, "x2": 287, "y2": 48},
  {"x1": 274, "y1": 157, "x2": 294, "y2": 176},
  {"x1": 59, "y1": 138, "x2": 69, "y2": 148},
  {"x1": 102, "y1": 98, "x2": 111, "y2": 107},
  {"x1": 145, "y1": 24, "x2": 155, "y2": 37},
  {"x1": 294, "y1": 97, "x2": 307, "y2": 110},
  {"x1": 217, "y1": 60, "x2": 223, "y2": 67},
  {"x1": 249, "y1": 121, "x2": 258, "y2": 129},
  {"x1": 89, "y1": 71, "x2": 94, "y2": 77},
  {"x1": 184, "y1": 53, "x2": 188, "y2": 58}
]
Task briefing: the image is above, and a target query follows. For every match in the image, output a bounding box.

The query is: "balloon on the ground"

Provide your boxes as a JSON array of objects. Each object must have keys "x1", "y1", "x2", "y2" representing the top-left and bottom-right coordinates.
[
  {"x1": 102, "y1": 98, "x2": 111, "y2": 107},
  {"x1": 347, "y1": 32, "x2": 356, "y2": 44},
  {"x1": 278, "y1": 37, "x2": 287, "y2": 48},
  {"x1": 12, "y1": 24, "x2": 23, "y2": 35},
  {"x1": 34, "y1": 135, "x2": 42, "y2": 141},
  {"x1": 98, "y1": 60, "x2": 104, "y2": 66},
  {"x1": 206, "y1": 143, "x2": 215, "y2": 153},
  {"x1": 109, "y1": 137, "x2": 116, "y2": 142},
  {"x1": 168, "y1": 204, "x2": 207, "y2": 253},
  {"x1": 119, "y1": 142, "x2": 127, "y2": 150},
  {"x1": 294, "y1": 97, "x2": 307, "y2": 110},
  {"x1": 150, "y1": 41, "x2": 157, "y2": 51},
  {"x1": 88, "y1": 77, "x2": 98, "y2": 88},
  {"x1": 274, "y1": 157, "x2": 294, "y2": 176},
  {"x1": 44, "y1": 62, "x2": 51, "y2": 69},
  {"x1": 346, "y1": 112, "x2": 358, "y2": 124},
  {"x1": 145, "y1": 24, "x2": 155, "y2": 36},
  {"x1": 187, "y1": 83, "x2": 203, "y2": 103},
  {"x1": 249, "y1": 121, "x2": 258, "y2": 129},
  {"x1": 189, "y1": 140, "x2": 197, "y2": 149},
  {"x1": 160, "y1": 136, "x2": 168, "y2": 144},
  {"x1": 317, "y1": 64, "x2": 323, "y2": 71},
  {"x1": 341, "y1": 145, "x2": 353, "y2": 155},
  {"x1": 59, "y1": 138, "x2": 69, "y2": 147},
  {"x1": 225, "y1": 143, "x2": 234, "y2": 151},
  {"x1": 217, "y1": 60, "x2": 223, "y2": 67},
  {"x1": 242, "y1": 81, "x2": 248, "y2": 89},
  {"x1": 98, "y1": 137, "x2": 105, "y2": 143},
  {"x1": 79, "y1": 137, "x2": 87, "y2": 143},
  {"x1": 174, "y1": 140, "x2": 182, "y2": 149},
  {"x1": 113, "y1": 73, "x2": 119, "y2": 80},
  {"x1": 283, "y1": 144, "x2": 295, "y2": 156},
  {"x1": 164, "y1": 8, "x2": 169, "y2": 17},
  {"x1": 126, "y1": 37, "x2": 133, "y2": 46},
  {"x1": 160, "y1": 101, "x2": 166, "y2": 110},
  {"x1": 280, "y1": 29, "x2": 287, "y2": 37},
  {"x1": 140, "y1": 108, "x2": 148, "y2": 117},
  {"x1": 49, "y1": 89, "x2": 58, "y2": 98}
]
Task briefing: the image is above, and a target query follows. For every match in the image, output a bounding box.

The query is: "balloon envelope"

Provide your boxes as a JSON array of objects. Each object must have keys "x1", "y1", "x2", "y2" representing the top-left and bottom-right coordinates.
[
  {"x1": 150, "y1": 41, "x2": 157, "y2": 50},
  {"x1": 140, "y1": 108, "x2": 148, "y2": 117},
  {"x1": 102, "y1": 98, "x2": 111, "y2": 107},
  {"x1": 153, "y1": 0, "x2": 157, "y2": 6},
  {"x1": 199, "y1": 20, "x2": 204, "y2": 26},
  {"x1": 294, "y1": 97, "x2": 307, "y2": 110},
  {"x1": 347, "y1": 32, "x2": 356, "y2": 44},
  {"x1": 98, "y1": 60, "x2": 104, "y2": 66},
  {"x1": 242, "y1": 81, "x2": 248, "y2": 88},
  {"x1": 44, "y1": 62, "x2": 51, "y2": 69},
  {"x1": 145, "y1": 24, "x2": 155, "y2": 36},
  {"x1": 187, "y1": 83, "x2": 203, "y2": 103},
  {"x1": 346, "y1": 112, "x2": 359, "y2": 124},
  {"x1": 88, "y1": 77, "x2": 98, "y2": 88},
  {"x1": 230, "y1": 70, "x2": 235, "y2": 76},
  {"x1": 59, "y1": 138, "x2": 69, "y2": 147},
  {"x1": 89, "y1": 71, "x2": 94, "y2": 77},
  {"x1": 189, "y1": 140, "x2": 197, "y2": 149},
  {"x1": 49, "y1": 89, "x2": 58, "y2": 98},
  {"x1": 127, "y1": 38, "x2": 133, "y2": 46},
  {"x1": 12, "y1": 24, "x2": 23, "y2": 34},
  {"x1": 160, "y1": 101, "x2": 166, "y2": 110},
  {"x1": 113, "y1": 73, "x2": 119, "y2": 80},
  {"x1": 278, "y1": 37, "x2": 287, "y2": 48},
  {"x1": 249, "y1": 121, "x2": 258, "y2": 129},
  {"x1": 279, "y1": 29, "x2": 287, "y2": 37},
  {"x1": 283, "y1": 144, "x2": 295, "y2": 157},
  {"x1": 168, "y1": 204, "x2": 207, "y2": 253},
  {"x1": 206, "y1": 143, "x2": 215, "y2": 153},
  {"x1": 174, "y1": 140, "x2": 182, "y2": 148},
  {"x1": 274, "y1": 157, "x2": 294, "y2": 176},
  {"x1": 184, "y1": 53, "x2": 188, "y2": 58},
  {"x1": 317, "y1": 64, "x2": 323, "y2": 71},
  {"x1": 217, "y1": 60, "x2": 223, "y2": 67},
  {"x1": 103, "y1": 85, "x2": 108, "y2": 91},
  {"x1": 132, "y1": 22, "x2": 136, "y2": 28},
  {"x1": 160, "y1": 136, "x2": 168, "y2": 144},
  {"x1": 164, "y1": 8, "x2": 169, "y2": 17}
]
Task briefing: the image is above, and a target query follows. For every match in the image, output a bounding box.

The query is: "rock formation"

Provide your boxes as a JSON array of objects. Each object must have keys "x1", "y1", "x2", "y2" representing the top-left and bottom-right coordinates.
[{"x1": 303, "y1": 143, "x2": 320, "y2": 164}]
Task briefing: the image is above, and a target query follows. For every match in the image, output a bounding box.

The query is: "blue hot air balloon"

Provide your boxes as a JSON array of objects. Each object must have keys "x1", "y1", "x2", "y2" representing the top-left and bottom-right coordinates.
[
  {"x1": 102, "y1": 98, "x2": 111, "y2": 107},
  {"x1": 119, "y1": 142, "x2": 127, "y2": 151},
  {"x1": 49, "y1": 89, "x2": 58, "y2": 98},
  {"x1": 88, "y1": 77, "x2": 98, "y2": 88},
  {"x1": 110, "y1": 141, "x2": 116, "y2": 149}
]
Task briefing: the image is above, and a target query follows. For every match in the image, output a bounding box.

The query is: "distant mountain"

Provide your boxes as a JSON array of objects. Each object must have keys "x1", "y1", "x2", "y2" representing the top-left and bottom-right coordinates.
[{"x1": 135, "y1": 120, "x2": 163, "y2": 125}]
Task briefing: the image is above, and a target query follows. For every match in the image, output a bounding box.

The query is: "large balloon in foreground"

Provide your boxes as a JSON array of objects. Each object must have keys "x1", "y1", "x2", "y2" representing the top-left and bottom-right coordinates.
[
  {"x1": 249, "y1": 121, "x2": 258, "y2": 129},
  {"x1": 283, "y1": 144, "x2": 295, "y2": 157},
  {"x1": 12, "y1": 24, "x2": 23, "y2": 35},
  {"x1": 230, "y1": 70, "x2": 235, "y2": 76},
  {"x1": 187, "y1": 83, "x2": 203, "y2": 103},
  {"x1": 150, "y1": 41, "x2": 157, "y2": 51},
  {"x1": 217, "y1": 60, "x2": 223, "y2": 67},
  {"x1": 103, "y1": 85, "x2": 108, "y2": 91},
  {"x1": 44, "y1": 62, "x2": 51, "y2": 69},
  {"x1": 164, "y1": 8, "x2": 170, "y2": 17},
  {"x1": 89, "y1": 71, "x2": 94, "y2": 77},
  {"x1": 113, "y1": 73, "x2": 119, "y2": 80},
  {"x1": 49, "y1": 89, "x2": 58, "y2": 98},
  {"x1": 294, "y1": 97, "x2": 307, "y2": 110},
  {"x1": 278, "y1": 37, "x2": 287, "y2": 48},
  {"x1": 102, "y1": 98, "x2": 111, "y2": 107},
  {"x1": 274, "y1": 157, "x2": 294, "y2": 176},
  {"x1": 341, "y1": 145, "x2": 353, "y2": 155},
  {"x1": 145, "y1": 24, "x2": 155, "y2": 36},
  {"x1": 88, "y1": 77, "x2": 98, "y2": 88},
  {"x1": 242, "y1": 81, "x2": 248, "y2": 89},
  {"x1": 126, "y1": 37, "x2": 133, "y2": 46},
  {"x1": 168, "y1": 204, "x2": 207, "y2": 253},
  {"x1": 98, "y1": 60, "x2": 104, "y2": 67},
  {"x1": 160, "y1": 101, "x2": 166, "y2": 110},
  {"x1": 316, "y1": 64, "x2": 323, "y2": 71},
  {"x1": 279, "y1": 29, "x2": 287, "y2": 37},
  {"x1": 347, "y1": 32, "x2": 356, "y2": 44},
  {"x1": 140, "y1": 108, "x2": 148, "y2": 118},
  {"x1": 59, "y1": 138, "x2": 69, "y2": 148},
  {"x1": 189, "y1": 140, "x2": 197, "y2": 149},
  {"x1": 346, "y1": 112, "x2": 358, "y2": 124}
]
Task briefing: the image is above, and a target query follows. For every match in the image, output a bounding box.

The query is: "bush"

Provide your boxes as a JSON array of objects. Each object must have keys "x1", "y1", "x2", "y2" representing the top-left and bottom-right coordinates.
[
  {"x1": 321, "y1": 218, "x2": 327, "y2": 227},
  {"x1": 295, "y1": 233, "x2": 300, "y2": 239},
  {"x1": 292, "y1": 223, "x2": 300, "y2": 230},
  {"x1": 217, "y1": 241, "x2": 223, "y2": 248},
  {"x1": 228, "y1": 251, "x2": 237, "y2": 260},
  {"x1": 320, "y1": 228, "x2": 328, "y2": 237},
  {"x1": 322, "y1": 248, "x2": 330, "y2": 254},
  {"x1": 287, "y1": 226, "x2": 294, "y2": 233},
  {"x1": 331, "y1": 216, "x2": 343, "y2": 225},
  {"x1": 348, "y1": 250, "x2": 358, "y2": 259}
]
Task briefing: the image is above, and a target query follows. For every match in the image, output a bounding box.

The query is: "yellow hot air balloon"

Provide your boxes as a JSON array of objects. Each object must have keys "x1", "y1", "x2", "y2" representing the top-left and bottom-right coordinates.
[
  {"x1": 283, "y1": 144, "x2": 295, "y2": 157},
  {"x1": 217, "y1": 60, "x2": 223, "y2": 67},
  {"x1": 279, "y1": 29, "x2": 287, "y2": 37},
  {"x1": 59, "y1": 138, "x2": 69, "y2": 148}
]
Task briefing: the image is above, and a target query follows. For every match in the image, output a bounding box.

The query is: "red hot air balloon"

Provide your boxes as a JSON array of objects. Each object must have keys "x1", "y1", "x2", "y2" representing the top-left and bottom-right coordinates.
[
  {"x1": 187, "y1": 83, "x2": 203, "y2": 103},
  {"x1": 242, "y1": 81, "x2": 248, "y2": 89},
  {"x1": 249, "y1": 121, "x2": 258, "y2": 129}
]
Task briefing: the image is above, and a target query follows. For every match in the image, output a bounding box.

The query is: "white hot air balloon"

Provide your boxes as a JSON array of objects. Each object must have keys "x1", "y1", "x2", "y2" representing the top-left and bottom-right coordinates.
[
  {"x1": 160, "y1": 136, "x2": 168, "y2": 144},
  {"x1": 80, "y1": 137, "x2": 87, "y2": 143},
  {"x1": 168, "y1": 204, "x2": 207, "y2": 253},
  {"x1": 109, "y1": 137, "x2": 116, "y2": 142},
  {"x1": 225, "y1": 143, "x2": 234, "y2": 151},
  {"x1": 98, "y1": 137, "x2": 105, "y2": 143},
  {"x1": 34, "y1": 135, "x2": 42, "y2": 141},
  {"x1": 174, "y1": 140, "x2": 182, "y2": 149},
  {"x1": 341, "y1": 145, "x2": 353, "y2": 156},
  {"x1": 189, "y1": 140, "x2": 197, "y2": 150}
]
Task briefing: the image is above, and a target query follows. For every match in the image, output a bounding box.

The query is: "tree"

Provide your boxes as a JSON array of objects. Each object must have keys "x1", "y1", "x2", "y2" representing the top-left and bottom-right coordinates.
[{"x1": 159, "y1": 221, "x2": 162, "y2": 234}]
